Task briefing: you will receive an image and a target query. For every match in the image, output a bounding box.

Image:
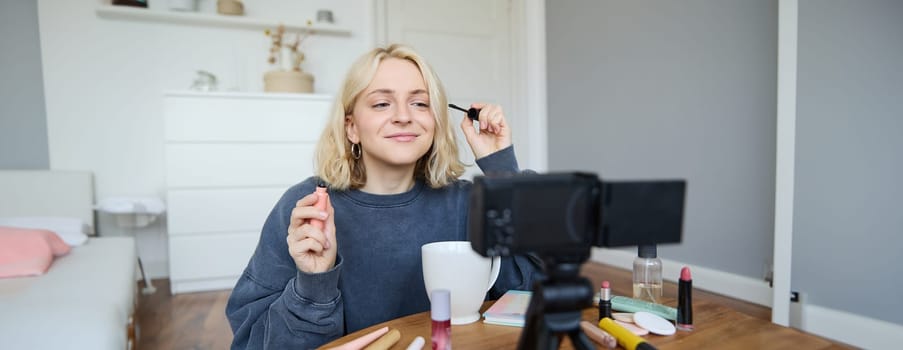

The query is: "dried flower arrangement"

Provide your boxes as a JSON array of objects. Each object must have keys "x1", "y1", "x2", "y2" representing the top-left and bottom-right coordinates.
[{"x1": 265, "y1": 22, "x2": 315, "y2": 72}]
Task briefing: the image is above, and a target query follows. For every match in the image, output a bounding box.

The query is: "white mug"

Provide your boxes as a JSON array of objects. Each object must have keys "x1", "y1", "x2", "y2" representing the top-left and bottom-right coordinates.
[{"x1": 422, "y1": 241, "x2": 501, "y2": 324}]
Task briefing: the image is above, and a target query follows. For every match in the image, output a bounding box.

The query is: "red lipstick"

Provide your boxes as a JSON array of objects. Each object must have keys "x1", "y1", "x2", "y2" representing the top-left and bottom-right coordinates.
[{"x1": 676, "y1": 266, "x2": 693, "y2": 331}]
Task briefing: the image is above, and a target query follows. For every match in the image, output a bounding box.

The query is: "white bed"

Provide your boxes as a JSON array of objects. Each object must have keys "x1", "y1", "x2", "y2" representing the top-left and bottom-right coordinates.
[{"x1": 0, "y1": 170, "x2": 137, "y2": 350}]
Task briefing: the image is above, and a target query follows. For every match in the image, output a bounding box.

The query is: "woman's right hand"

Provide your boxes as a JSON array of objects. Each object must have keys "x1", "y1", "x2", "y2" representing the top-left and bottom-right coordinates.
[
  {"x1": 287, "y1": 191, "x2": 337, "y2": 274},
  {"x1": 459, "y1": 103, "x2": 512, "y2": 159}
]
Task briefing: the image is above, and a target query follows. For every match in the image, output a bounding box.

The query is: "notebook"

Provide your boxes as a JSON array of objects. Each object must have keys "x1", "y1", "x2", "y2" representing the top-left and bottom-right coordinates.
[{"x1": 482, "y1": 290, "x2": 532, "y2": 327}]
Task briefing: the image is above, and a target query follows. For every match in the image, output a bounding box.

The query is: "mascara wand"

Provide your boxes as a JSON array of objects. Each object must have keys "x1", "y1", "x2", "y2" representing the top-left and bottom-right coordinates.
[{"x1": 448, "y1": 103, "x2": 480, "y2": 122}]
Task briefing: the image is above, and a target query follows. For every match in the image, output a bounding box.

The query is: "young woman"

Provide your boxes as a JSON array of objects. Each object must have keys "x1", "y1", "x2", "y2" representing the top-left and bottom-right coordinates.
[{"x1": 226, "y1": 44, "x2": 539, "y2": 349}]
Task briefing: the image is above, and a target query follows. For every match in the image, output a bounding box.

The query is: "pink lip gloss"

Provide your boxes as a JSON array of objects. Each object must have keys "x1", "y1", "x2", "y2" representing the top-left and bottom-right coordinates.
[
  {"x1": 431, "y1": 289, "x2": 451, "y2": 350},
  {"x1": 311, "y1": 181, "x2": 328, "y2": 231}
]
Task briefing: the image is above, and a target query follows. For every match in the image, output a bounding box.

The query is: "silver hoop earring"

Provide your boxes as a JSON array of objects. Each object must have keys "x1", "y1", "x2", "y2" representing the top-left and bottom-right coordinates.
[{"x1": 351, "y1": 143, "x2": 362, "y2": 160}]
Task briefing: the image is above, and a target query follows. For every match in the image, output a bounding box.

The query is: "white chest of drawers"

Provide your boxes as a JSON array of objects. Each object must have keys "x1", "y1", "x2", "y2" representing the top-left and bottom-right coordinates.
[{"x1": 163, "y1": 91, "x2": 332, "y2": 293}]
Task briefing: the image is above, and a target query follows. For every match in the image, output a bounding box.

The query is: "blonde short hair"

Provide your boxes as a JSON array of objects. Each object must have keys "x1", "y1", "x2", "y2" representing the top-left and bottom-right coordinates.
[{"x1": 315, "y1": 44, "x2": 465, "y2": 190}]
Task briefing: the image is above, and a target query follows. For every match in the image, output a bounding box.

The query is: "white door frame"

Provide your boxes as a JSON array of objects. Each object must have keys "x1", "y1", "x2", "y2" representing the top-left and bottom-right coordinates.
[
  {"x1": 517, "y1": 0, "x2": 548, "y2": 172},
  {"x1": 373, "y1": 0, "x2": 388, "y2": 46},
  {"x1": 772, "y1": 0, "x2": 798, "y2": 326},
  {"x1": 372, "y1": 0, "x2": 548, "y2": 172}
]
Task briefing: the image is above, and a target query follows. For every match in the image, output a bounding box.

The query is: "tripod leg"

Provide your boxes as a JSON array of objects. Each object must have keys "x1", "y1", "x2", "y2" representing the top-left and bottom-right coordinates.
[
  {"x1": 549, "y1": 335, "x2": 564, "y2": 350},
  {"x1": 568, "y1": 329, "x2": 595, "y2": 350},
  {"x1": 518, "y1": 292, "x2": 548, "y2": 349},
  {"x1": 519, "y1": 264, "x2": 595, "y2": 350}
]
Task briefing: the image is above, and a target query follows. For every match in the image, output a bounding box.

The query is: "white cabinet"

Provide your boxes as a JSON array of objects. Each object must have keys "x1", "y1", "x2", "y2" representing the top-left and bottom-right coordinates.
[{"x1": 163, "y1": 91, "x2": 331, "y2": 293}]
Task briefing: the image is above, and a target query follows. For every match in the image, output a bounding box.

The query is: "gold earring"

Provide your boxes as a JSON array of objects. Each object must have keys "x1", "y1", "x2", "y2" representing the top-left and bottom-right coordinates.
[{"x1": 351, "y1": 143, "x2": 362, "y2": 160}]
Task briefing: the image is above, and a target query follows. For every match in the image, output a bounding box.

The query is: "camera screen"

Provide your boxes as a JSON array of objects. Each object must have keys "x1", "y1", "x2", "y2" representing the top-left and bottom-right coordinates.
[
  {"x1": 509, "y1": 176, "x2": 599, "y2": 251},
  {"x1": 468, "y1": 172, "x2": 684, "y2": 258}
]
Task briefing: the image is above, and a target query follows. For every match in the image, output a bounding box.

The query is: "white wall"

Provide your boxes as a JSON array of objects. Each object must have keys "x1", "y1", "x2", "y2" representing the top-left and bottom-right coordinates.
[{"x1": 37, "y1": 0, "x2": 374, "y2": 277}]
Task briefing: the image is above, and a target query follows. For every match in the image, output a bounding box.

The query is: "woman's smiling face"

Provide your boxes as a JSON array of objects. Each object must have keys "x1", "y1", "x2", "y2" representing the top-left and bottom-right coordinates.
[{"x1": 346, "y1": 57, "x2": 436, "y2": 170}]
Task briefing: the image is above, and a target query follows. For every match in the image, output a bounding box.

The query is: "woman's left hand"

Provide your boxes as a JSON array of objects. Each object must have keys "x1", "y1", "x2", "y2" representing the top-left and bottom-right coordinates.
[{"x1": 459, "y1": 103, "x2": 512, "y2": 159}]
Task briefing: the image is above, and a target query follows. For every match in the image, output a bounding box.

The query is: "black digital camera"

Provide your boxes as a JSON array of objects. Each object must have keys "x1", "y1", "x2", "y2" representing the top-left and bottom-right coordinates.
[{"x1": 468, "y1": 172, "x2": 686, "y2": 261}]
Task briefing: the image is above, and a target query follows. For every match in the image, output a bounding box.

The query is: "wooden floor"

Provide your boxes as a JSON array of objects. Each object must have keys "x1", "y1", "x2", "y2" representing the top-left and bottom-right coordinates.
[
  {"x1": 136, "y1": 262, "x2": 770, "y2": 349},
  {"x1": 136, "y1": 279, "x2": 234, "y2": 350}
]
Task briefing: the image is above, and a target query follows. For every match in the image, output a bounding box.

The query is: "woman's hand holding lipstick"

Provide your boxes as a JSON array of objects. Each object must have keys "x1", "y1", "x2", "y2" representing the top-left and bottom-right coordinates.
[
  {"x1": 458, "y1": 103, "x2": 512, "y2": 159},
  {"x1": 287, "y1": 186, "x2": 336, "y2": 274}
]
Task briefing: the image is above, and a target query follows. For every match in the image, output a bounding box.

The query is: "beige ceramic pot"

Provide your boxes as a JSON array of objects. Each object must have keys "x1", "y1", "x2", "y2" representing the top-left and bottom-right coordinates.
[
  {"x1": 217, "y1": 0, "x2": 244, "y2": 16},
  {"x1": 263, "y1": 70, "x2": 314, "y2": 93}
]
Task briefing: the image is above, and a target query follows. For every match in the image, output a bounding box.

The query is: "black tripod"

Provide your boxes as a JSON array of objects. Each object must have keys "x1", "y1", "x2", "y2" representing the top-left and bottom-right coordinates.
[{"x1": 517, "y1": 258, "x2": 595, "y2": 350}]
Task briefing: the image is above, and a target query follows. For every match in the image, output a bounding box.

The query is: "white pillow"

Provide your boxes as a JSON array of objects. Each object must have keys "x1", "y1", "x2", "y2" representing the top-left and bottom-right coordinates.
[{"x1": 0, "y1": 217, "x2": 89, "y2": 246}]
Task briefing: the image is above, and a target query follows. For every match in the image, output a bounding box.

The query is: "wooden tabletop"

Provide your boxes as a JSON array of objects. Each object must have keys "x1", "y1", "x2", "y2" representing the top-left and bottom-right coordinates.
[{"x1": 321, "y1": 263, "x2": 851, "y2": 349}]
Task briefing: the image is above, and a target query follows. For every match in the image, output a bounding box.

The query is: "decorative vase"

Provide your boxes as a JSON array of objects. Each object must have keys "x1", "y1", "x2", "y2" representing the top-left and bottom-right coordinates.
[
  {"x1": 264, "y1": 70, "x2": 314, "y2": 93},
  {"x1": 279, "y1": 47, "x2": 293, "y2": 71}
]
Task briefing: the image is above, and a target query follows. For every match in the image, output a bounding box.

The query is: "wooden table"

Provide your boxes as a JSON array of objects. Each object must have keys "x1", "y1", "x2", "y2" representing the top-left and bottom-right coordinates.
[{"x1": 321, "y1": 263, "x2": 851, "y2": 349}]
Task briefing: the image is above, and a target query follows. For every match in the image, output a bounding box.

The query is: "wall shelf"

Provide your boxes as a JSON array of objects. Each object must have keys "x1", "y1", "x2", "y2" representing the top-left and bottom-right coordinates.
[
  {"x1": 95, "y1": 5, "x2": 351, "y2": 36},
  {"x1": 164, "y1": 90, "x2": 334, "y2": 101}
]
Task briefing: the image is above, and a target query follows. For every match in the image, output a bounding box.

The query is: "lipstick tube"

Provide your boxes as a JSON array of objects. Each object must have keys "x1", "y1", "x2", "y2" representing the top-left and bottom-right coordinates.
[
  {"x1": 677, "y1": 266, "x2": 694, "y2": 331},
  {"x1": 598, "y1": 281, "x2": 612, "y2": 321},
  {"x1": 310, "y1": 181, "x2": 328, "y2": 230}
]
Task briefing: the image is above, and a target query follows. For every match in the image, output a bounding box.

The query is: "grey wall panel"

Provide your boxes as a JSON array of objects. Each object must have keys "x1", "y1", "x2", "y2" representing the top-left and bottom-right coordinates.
[
  {"x1": 546, "y1": 0, "x2": 778, "y2": 278},
  {"x1": 795, "y1": 0, "x2": 903, "y2": 324},
  {"x1": 0, "y1": 0, "x2": 50, "y2": 169}
]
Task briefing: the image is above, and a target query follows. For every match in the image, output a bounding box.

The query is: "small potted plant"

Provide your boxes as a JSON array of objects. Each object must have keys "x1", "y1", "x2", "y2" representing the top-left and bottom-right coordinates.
[{"x1": 263, "y1": 23, "x2": 315, "y2": 93}]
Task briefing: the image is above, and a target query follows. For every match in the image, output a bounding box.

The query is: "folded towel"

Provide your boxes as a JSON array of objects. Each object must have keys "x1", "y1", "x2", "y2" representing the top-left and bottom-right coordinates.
[{"x1": 0, "y1": 226, "x2": 71, "y2": 278}]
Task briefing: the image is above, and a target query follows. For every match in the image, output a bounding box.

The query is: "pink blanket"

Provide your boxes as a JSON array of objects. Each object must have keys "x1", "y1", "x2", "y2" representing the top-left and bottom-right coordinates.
[{"x1": 0, "y1": 226, "x2": 71, "y2": 278}]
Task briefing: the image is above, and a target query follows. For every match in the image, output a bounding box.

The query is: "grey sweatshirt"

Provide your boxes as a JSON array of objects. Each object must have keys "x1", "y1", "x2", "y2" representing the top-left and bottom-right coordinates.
[{"x1": 226, "y1": 146, "x2": 540, "y2": 349}]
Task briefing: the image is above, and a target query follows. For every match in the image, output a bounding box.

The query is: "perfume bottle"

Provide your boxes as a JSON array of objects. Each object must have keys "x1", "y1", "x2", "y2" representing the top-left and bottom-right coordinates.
[{"x1": 632, "y1": 244, "x2": 663, "y2": 304}]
